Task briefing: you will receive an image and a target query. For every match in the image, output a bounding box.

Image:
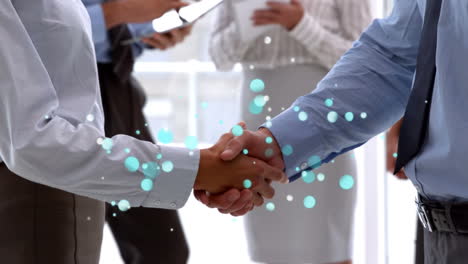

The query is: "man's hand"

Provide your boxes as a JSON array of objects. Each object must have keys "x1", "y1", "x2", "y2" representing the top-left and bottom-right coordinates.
[
  {"x1": 251, "y1": 0, "x2": 304, "y2": 31},
  {"x1": 195, "y1": 123, "x2": 288, "y2": 216},
  {"x1": 386, "y1": 119, "x2": 407, "y2": 179},
  {"x1": 142, "y1": 26, "x2": 193, "y2": 50},
  {"x1": 194, "y1": 132, "x2": 287, "y2": 207},
  {"x1": 103, "y1": 0, "x2": 187, "y2": 29}
]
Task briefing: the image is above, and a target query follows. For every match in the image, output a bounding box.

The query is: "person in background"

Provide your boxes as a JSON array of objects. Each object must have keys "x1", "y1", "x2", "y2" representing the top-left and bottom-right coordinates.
[
  {"x1": 386, "y1": 120, "x2": 424, "y2": 264},
  {"x1": 210, "y1": 0, "x2": 371, "y2": 263},
  {"x1": 83, "y1": 0, "x2": 193, "y2": 263}
]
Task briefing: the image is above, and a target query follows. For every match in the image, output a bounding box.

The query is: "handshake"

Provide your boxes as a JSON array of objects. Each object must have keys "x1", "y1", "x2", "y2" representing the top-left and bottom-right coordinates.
[{"x1": 193, "y1": 122, "x2": 289, "y2": 216}]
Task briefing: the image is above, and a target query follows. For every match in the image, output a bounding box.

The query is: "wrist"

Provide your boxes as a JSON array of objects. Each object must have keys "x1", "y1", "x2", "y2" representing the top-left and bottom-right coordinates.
[{"x1": 194, "y1": 148, "x2": 216, "y2": 190}]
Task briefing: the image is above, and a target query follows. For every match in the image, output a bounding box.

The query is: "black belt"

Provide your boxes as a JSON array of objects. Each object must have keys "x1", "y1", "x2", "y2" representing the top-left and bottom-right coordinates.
[{"x1": 416, "y1": 194, "x2": 468, "y2": 233}]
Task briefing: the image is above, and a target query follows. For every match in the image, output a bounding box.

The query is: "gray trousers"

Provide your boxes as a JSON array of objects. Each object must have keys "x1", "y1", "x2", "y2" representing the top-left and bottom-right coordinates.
[
  {"x1": 0, "y1": 163, "x2": 105, "y2": 264},
  {"x1": 424, "y1": 229, "x2": 468, "y2": 264}
]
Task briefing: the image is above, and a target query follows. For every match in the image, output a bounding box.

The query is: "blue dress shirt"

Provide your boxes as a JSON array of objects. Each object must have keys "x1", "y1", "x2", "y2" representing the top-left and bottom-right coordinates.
[
  {"x1": 82, "y1": 0, "x2": 155, "y2": 63},
  {"x1": 270, "y1": 0, "x2": 468, "y2": 202}
]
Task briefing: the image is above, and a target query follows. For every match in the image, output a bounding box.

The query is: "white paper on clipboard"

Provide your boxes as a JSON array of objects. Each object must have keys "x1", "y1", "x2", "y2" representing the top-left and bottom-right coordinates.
[{"x1": 232, "y1": 0, "x2": 290, "y2": 44}]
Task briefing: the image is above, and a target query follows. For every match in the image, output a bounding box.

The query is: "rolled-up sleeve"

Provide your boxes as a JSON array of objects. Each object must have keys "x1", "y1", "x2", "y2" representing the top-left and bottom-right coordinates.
[
  {"x1": 0, "y1": 0, "x2": 198, "y2": 210},
  {"x1": 269, "y1": 0, "x2": 422, "y2": 180}
]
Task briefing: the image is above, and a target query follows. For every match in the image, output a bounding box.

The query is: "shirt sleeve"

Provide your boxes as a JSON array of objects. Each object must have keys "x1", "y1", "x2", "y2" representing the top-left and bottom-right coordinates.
[
  {"x1": 85, "y1": 3, "x2": 109, "y2": 45},
  {"x1": 268, "y1": 0, "x2": 422, "y2": 179},
  {"x1": 209, "y1": 2, "x2": 250, "y2": 71},
  {"x1": 0, "y1": 0, "x2": 198, "y2": 210},
  {"x1": 289, "y1": 0, "x2": 372, "y2": 69}
]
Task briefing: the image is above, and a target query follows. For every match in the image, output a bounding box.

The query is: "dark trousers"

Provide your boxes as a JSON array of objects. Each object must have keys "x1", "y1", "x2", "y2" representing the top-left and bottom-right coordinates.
[
  {"x1": 423, "y1": 229, "x2": 468, "y2": 264},
  {"x1": 415, "y1": 218, "x2": 424, "y2": 264},
  {"x1": 0, "y1": 163, "x2": 105, "y2": 264},
  {"x1": 97, "y1": 63, "x2": 189, "y2": 264}
]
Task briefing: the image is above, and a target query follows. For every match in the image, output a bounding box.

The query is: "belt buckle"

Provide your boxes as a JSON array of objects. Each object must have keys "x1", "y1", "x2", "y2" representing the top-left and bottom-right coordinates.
[{"x1": 416, "y1": 195, "x2": 434, "y2": 232}]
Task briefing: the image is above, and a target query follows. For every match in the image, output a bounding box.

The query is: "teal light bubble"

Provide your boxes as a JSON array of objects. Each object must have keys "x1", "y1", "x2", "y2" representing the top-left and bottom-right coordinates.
[
  {"x1": 293, "y1": 106, "x2": 300, "y2": 112},
  {"x1": 201, "y1": 102, "x2": 208, "y2": 109},
  {"x1": 361, "y1": 112, "x2": 368, "y2": 119},
  {"x1": 345, "y1": 112, "x2": 354, "y2": 122},
  {"x1": 118, "y1": 200, "x2": 131, "y2": 212},
  {"x1": 219, "y1": 120, "x2": 224, "y2": 125},
  {"x1": 157, "y1": 129, "x2": 174, "y2": 144},
  {"x1": 308, "y1": 155, "x2": 322, "y2": 168},
  {"x1": 136, "y1": 130, "x2": 141, "y2": 135},
  {"x1": 141, "y1": 179, "x2": 153, "y2": 192},
  {"x1": 145, "y1": 123, "x2": 148, "y2": 127},
  {"x1": 102, "y1": 138, "x2": 113, "y2": 151},
  {"x1": 106, "y1": 150, "x2": 112, "y2": 155},
  {"x1": 265, "y1": 121, "x2": 273, "y2": 128},
  {"x1": 301, "y1": 170, "x2": 316, "y2": 184},
  {"x1": 142, "y1": 162, "x2": 161, "y2": 179},
  {"x1": 265, "y1": 148, "x2": 274, "y2": 158},
  {"x1": 112, "y1": 213, "x2": 117, "y2": 217},
  {"x1": 295, "y1": 167, "x2": 300, "y2": 172},
  {"x1": 298, "y1": 111, "x2": 308, "y2": 121},
  {"x1": 265, "y1": 137, "x2": 273, "y2": 144},
  {"x1": 184, "y1": 136, "x2": 198, "y2": 150},
  {"x1": 393, "y1": 152, "x2": 398, "y2": 158},
  {"x1": 317, "y1": 173, "x2": 325, "y2": 181},
  {"x1": 254, "y1": 95, "x2": 267, "y2": 107},
  {"x1": 162, "y1": 161, "x2": 174, "y2": 173},
  {"x1": 249, "y1": 100, "x2": 263, "y2": 115},
  {"x1": 243, "y1": 149, "x2": 249, "y2": 155},
  {"x1": 282, "y1": 144, "x2": 294, "y2": 156},
  {"x1": 265, "y1": 202, "x2": 275, "y2": 211},
  {"x1": 231, "y1": 125, "x2": 244, "y2": 136},
  {"x1": 111, "y1": 201, "x2": 116, "y2": 206},
  {"x1": 124, "y1": 156, "x2": 139, "y2": 172},
  {"x1": 250, "y1": 79, "x2": 265, "y2": 93},
  {"x1": 327, "y1": 111, "x2": 338, "y2": 123},
  {"x1": 303, "y1": 196, "x2": 316, "y2": 209},
  {"x1": 156, "y1": 154, "x2": 163, "y2": 160},
  {"x1": 124, "y1": 148, "x2": 130, "y2": 153},
  {"x1": 325, "y1": 98, "x2": 334, "y2": 107},
  {"x1": 243, "y1": 179, "x2": 252, "y2": 189},
  {"x1": 339, "y1": 175, "x2": 355, "y2": 190}
]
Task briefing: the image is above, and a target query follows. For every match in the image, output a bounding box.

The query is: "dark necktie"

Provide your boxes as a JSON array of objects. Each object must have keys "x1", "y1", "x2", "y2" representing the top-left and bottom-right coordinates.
[
  {"x1": 394, "y1": 0, "x2": 442, "y2": 173},
  {"x1": 108, "y1": 24, "x2": 135, "y2": 83}
]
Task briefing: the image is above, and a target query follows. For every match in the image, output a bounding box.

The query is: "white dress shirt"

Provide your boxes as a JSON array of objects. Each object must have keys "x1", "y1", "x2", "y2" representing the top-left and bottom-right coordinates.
[{"x1": 0, "y1": 0, "x2": 199, "y2": 209}]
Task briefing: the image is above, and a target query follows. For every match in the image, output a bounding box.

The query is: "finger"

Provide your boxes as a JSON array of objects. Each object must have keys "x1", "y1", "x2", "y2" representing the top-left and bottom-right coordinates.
[
  {"x1": 206, "y1": 189, "x2": 242, "y2": 209},
  {"x1": 231, "y1": 202, "x2": 254, "y2": 217},
  {"x1": 252, "y1": 192, "x2": 264, "y2": 207},
  {"x1": 220, "y1": 134, "x2": 247, "y2": 161},
  {"x1": 238, "y1": 121, "x2": 247, "y2": 129},
  {"x1": 252, "y1": 178, "x2": 275, "y2": 199},
  {"x1": 218, "y1": 189, "x2": 253, "y2": 213},
  {"x1": 253, "y1": 158, "x2": 288, "y2": 183},
  {"x1": 169, "y1": 29, "x2": 183, "y2": 43},
  {"x1": 141, "y1": 37, "x2": 165, "y2": 50},
  {"x1": 253, "y1": 19, "x2": 278, "y2": 26},
  {"x1": 252, "y1": 10, "x2": 281, "y2": 20},
  {"x1": 153, "y1": 34, "x2": 175, "y2": 49},
  {"x1": 215, "y1": 132, "x2": 235, "y2": 147},
  {"x1": 266, "y1": 1, "x2": 289, "y2": 11}
]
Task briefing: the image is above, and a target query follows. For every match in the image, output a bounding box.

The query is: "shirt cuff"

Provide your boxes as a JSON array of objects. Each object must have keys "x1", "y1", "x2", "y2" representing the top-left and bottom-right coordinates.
[
  {"x1": 289, "y1": 13, "x2": 320, "y2": 47},
  {"x1": 140, "y1": 145, "x2": 199, "y2": 209},
  {"x1": 86, "y1": 4, "x2": 108, "y2": 44},
  {"x1": 266, "y1": 104, "x2": 328, "y2": 181}
]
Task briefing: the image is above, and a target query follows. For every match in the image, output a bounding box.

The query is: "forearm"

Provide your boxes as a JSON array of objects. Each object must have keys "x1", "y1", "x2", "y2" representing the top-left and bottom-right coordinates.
[{"x1": 102, "y1": 0, "x2": 131, "y2": 29}]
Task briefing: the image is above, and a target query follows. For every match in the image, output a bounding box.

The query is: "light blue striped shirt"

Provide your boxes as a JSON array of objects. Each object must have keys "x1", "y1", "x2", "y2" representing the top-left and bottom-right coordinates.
[{"x1": 270, "y1": 0, "x2": 468, "y2": 202}]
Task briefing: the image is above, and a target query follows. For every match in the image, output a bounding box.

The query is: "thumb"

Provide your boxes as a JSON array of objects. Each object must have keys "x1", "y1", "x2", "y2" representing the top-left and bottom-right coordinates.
[
  {"x1": 220, "y1": 137, "x2": 245, "y2": 161},
  {"x1": 291, "y1": 0, "x2": 300, "y2": 6}
]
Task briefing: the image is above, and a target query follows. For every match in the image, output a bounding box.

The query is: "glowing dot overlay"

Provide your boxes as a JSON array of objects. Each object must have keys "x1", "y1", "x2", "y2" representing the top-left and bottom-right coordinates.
[
  {"x1": 231, "y1": 125, "x2": 244, "y2": 136},
  {"x1": 339, "y1": 175, "x2": 355, "y2": 190},
  {"x1": 243, "y1": 179, "x2": 252, "y2": 189},
  {"x1": 266, "y1": 202, "x2": 275, "y2": 211},
  {"x1": 303, "y1": 196, "x2": 316, "y2": 209},
  {"x1": 118, "y1": 200, "x2": 131, "y2": 212}
]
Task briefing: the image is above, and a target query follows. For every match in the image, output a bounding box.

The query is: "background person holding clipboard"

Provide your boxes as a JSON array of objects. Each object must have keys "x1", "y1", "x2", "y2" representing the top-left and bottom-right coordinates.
[
  {"x1": 210, "y1": 0, "x2": 371, "y2": 263},
  {"x1": 83, "y1": 0, "x2": 193, "y2": 263}
]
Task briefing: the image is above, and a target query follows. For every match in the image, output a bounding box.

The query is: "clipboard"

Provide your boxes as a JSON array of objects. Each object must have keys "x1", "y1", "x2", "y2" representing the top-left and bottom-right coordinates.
[{"x1": 122, "y1": 0, "x2": 224, "y2": 45}]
